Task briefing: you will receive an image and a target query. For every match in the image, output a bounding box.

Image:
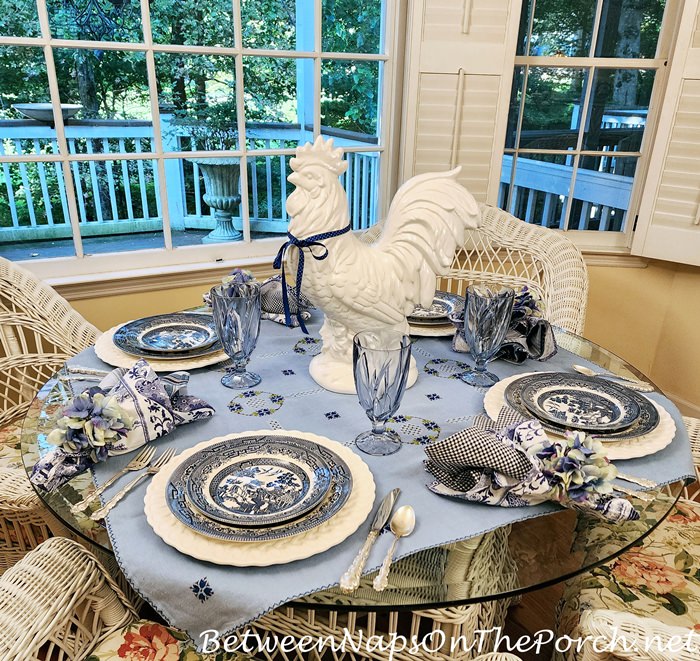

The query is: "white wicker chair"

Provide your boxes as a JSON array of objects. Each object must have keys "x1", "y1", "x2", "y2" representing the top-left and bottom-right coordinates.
[
  {"x1": 0, "y1": 257, "x2": 100, "y2": 572},
  {"x1": 555, "y1": 417, "x2": 700, "y2": 660},
  {"x1": 0, "y1": 537, "x2": 523, "y2": 661},
  {"x1": 360, "y1": 203, "x2": 589, "y2": 335}
]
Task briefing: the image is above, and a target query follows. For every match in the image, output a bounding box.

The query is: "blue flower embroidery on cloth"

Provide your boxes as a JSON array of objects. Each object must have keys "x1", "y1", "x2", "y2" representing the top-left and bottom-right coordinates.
[
  {"x1": 282, "y1": 369, "x2": 295, "y2": 375},
  {"x1": 324, "y1": 411, "x2": 340, "y2": 420},
  {"x1": 424, "y1": 358, "x2": 470, "y2": 379},
  {"x1": 191, "y1": 577, "x2": 214, "y2": 603},
  {"x1": 293, "y1": 337, "x2": 322, "y2": 355},
  {"x1": 228, "y1": 391, "x2": 285, "y2": 417},
  {"x1": 426, "y1": 393, "x2": 441, "y2": 401},
  {"x1": 386, "y1": 415, "x2": 441, "y2": 445}
]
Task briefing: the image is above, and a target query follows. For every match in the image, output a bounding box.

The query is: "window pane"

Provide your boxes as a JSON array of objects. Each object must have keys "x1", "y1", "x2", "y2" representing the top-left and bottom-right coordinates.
[
  {"x1": 582, "y1": 68, "x2": 653, "y2": 151},
  {"x1": 341, "y1": 151, "x2": 381, "y2": 230},
  {"x1": 0, "y1": 159, "x2": 74, "y2": 259},
  {"x1": 73, "y1": 158, "x2": 164, "y2": 254},
  {"x1": 571, "y1": 155, "x2": 637, "y2": 231},
  {"x1": 595, "y1": 0, "x2": 665, "y2": 58},
  {"x1": 321, "y1": 59, "x2": 379, "y2": 138},
  {"x1": 47, "y1": 0, "x2": 142, "y2": 41},
  {"x1": 0, "y1": 46, "x2": 50, "y2": 117},
  {"x1": 243, "y1": 57, "x2": 315, "y2": 149},
  {"x1": 501, "y1": 152, "x2": 573, "y2": 229},
  {"x1": 243, "y1": 57, "x2": 313, "y2": 150},
  {"x1": 515, "y1": 0, "x2": 533, "y2": 56},
  {"x1": 322, "y1": 0, "x2": 383, "y2": 54},
  {"x1": 527, "y1": 0, "x2": 596, "y2": 57},
  {"x1": 247, "y1": 153, "x2": 293, "y2": 234},
  {"x1": 0, "y1": 0, "x2": 40, "y2": 37},
  {"x1": 504, "y1": 67, "x2": 525, "y2": 149},
  {"x1": 156, "y1": 54, "x2": 238, "y2": 153},
  {"x1": 151, "y1": 0, "x2": 234, "y2": 47},
  {"x1": 519, "y1": 67, "x2": 588, "y2": 150},
  {"x1": 54, "y1": 49, "x2": 150, "y2": 121},
  {"x1": 242, "y1": 56, "x2": 305, "y2": 136},
  {"x1": 569, "y1": 198, "x2": 628, "y2": 231},
  {"x1": 241, "y1": 0, "x2": 295, "y2": 50}
]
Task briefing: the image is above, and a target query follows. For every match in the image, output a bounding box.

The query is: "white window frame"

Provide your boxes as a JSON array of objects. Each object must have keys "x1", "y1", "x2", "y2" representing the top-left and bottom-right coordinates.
[
  {"x1": 0, "y1": 0, "x2": 402, "y2": 283},
  {"x1": 491, "y1": 0, "x2": 683, "y2": 253}
]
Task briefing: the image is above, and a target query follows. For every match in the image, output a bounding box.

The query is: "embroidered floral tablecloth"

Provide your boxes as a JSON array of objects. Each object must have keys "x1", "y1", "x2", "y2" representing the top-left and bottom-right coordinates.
[{"x1": 67, "y1": 315, "x2": 695, "y2": 651}]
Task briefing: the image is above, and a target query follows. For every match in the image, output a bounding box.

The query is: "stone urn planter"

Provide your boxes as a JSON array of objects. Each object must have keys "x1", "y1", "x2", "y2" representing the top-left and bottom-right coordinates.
[{"x1": 189, "y1": 158, "x2": 242, "y2": 243}]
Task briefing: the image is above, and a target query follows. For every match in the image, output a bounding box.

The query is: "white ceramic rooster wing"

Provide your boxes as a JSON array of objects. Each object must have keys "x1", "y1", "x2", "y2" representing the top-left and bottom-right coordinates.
[{"x1": 275, "y1": 136, "x2": 480, "y2": 394}]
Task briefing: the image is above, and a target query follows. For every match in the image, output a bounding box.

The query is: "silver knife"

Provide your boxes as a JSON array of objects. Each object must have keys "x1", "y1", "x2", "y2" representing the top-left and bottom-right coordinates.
[{"x1": 339, "y1": 488, "x2": 400, "y2": 593}]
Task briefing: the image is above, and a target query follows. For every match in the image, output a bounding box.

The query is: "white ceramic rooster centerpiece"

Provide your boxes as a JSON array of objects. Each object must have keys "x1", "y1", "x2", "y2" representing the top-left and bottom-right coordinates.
[{"x1": 274, "y1": 137, "x2": 480, "y2": 394}]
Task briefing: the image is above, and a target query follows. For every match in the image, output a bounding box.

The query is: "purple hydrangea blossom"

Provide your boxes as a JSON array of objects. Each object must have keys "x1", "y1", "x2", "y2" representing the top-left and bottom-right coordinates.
[
  {"x1": 529, "y1": 430, "x2": 617, "y2": 505},
  {"x1": 46, "y1": 388, "x2": 133, "y2": 463}
]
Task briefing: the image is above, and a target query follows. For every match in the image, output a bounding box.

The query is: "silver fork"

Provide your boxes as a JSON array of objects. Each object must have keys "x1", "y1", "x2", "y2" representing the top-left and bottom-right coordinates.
[
  {"x1": 90, "y1": 448, "x2": 177, "y2": 520},
  {"x1": 71, "y1": 446, "x2": 157, "y2": 514}
]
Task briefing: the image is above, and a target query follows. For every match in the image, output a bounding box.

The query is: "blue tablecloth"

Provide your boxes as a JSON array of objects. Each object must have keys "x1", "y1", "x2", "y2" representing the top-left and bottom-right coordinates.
[{"x1": 69, "y1": 316, "x2": 694, "y2": 650}]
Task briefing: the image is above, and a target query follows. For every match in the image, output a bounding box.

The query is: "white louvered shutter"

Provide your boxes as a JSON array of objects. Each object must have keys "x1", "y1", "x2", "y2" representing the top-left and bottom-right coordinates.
[
  {"x1": 631, "y1": 0, "x2": 700, "y2": 266},
  {"x1": 400, "y1": 0, "x2": 520, "y2": 203}
]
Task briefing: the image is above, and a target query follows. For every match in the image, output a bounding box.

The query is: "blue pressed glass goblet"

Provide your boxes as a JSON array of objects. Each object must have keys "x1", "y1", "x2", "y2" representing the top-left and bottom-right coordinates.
[
  {"x1": 353, "y1": 329, "x2": 412, "y2": 456},
  {"x1": 460, "y1": 284, "x2": 514, "y2": 388},
  {"x1": 210, "y1": 282, "x2": 262, "y2": 389}
]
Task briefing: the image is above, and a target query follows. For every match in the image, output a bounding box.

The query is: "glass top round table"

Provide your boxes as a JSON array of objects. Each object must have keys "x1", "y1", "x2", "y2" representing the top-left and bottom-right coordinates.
[{"x1": 20, "y1": 328, "x2": 686, "y2": 613}]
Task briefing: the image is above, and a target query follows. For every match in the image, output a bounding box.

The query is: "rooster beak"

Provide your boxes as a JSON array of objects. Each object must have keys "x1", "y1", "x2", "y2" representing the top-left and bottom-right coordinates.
[{"x1": 288, "y1": 172, "x2": 302, "y2": 187}]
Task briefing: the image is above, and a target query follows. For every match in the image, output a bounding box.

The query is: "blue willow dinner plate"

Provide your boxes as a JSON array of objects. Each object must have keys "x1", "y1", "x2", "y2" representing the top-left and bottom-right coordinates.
[
  {"x1": 167, "y1": 435, "x2": 352, "y2": 543},
  {"x1": 504, "y1": 372, "x2": 659, "y2": 441},
  {"x1": 407, "y1": 291, "x2": 465, "y2": 326},
  {"x1": 186, "y1": 445, "x2": 333, "y2": 527},
  {"x1": 113, "y1": 313, "x2": 221, "y2": 359}
]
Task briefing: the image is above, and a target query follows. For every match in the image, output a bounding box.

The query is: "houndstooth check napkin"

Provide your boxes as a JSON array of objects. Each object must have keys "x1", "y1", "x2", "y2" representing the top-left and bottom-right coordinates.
[
  {"x1": 204, "y1": 274, "x2": 314, "y2": 327},
  {"x1": 424, "y1": 408, "x2": 640, "y2": 522}
]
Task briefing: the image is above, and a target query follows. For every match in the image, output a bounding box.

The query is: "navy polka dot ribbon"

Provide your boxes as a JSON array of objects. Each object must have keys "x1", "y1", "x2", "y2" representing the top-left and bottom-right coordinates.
[{"x1": 273, "y1": 224, "x2": 351, "y2": 333}]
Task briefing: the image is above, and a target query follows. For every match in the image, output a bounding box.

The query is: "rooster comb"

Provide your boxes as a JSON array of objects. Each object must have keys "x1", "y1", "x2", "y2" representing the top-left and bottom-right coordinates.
[{"x1": 290, "y1": 136, "x2": 348, "y2": 176}]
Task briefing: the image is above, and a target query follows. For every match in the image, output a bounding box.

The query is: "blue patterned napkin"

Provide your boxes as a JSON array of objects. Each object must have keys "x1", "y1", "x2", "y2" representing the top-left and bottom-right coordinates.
[
  {"x1": 30, "y1": 359, "x2": 214, "y2": 491},
  {"x1": 451, "y1": 286, "x2": 557, "y2": 363},
  {"x1": 425, "y1": 408, "x2": 639, "y2": 523}
]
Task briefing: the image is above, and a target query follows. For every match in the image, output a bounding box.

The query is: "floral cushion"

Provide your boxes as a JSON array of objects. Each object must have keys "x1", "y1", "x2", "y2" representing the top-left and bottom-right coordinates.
[
  {"x1": 558, "y1": 496, "x2": 700, "y2": 640},
  {"x1": 88, "y1": 619, "x2": 257, "y2": 661},
  {"x1": 0, "y1": 422, "x2": 23, "y2": 471}
]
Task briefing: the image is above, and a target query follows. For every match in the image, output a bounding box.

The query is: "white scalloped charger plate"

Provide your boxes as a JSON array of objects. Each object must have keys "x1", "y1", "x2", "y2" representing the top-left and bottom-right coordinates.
[
  {"x1": 484, "y1": 372, "x2": 676, "y2": 461},
  {"x1": 95, "y1": 324, "x2": 228, "y2": 371},
  {"x1": 144, "y1": 430, "x2": 375, "y2": 566},
  {"x1": 408, "y1": 323, "x2": 456, "y2": 338}
]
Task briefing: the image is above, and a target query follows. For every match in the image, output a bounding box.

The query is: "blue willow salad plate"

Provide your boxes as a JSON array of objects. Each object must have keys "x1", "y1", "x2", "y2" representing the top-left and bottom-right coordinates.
[
  {"x1": 167, "y1": 435, "x2": 352, "y2": 542},
  {"x1": 504, "y1": 372, "x2": 659, "y2": 441},
  {"x1": 519, "y1": 374, "x2": 640, "y2": 432},
  {"x1": 185, "y1": 443, "x2": 333, "y2": 527},
  {"x1": 113, "y1": 313, "x2": 221, "y2": 359},
  {"x1": 408, "y1": 291, "x2": 465, "y2": 326}
]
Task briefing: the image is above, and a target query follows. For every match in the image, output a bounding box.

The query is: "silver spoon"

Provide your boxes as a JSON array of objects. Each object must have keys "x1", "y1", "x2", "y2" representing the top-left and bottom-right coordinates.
[
  {"x1": 571, "y1": 364, "x2": 654, "y2": 392},
  {"x1": 372, "y1": 505, "x2": 415, "y2": 592}
]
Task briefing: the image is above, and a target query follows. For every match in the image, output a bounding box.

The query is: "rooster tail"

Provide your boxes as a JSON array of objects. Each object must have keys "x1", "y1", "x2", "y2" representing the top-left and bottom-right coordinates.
[{"x1": 374, "y1": 168, "x2": 480, "y2": 308}]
